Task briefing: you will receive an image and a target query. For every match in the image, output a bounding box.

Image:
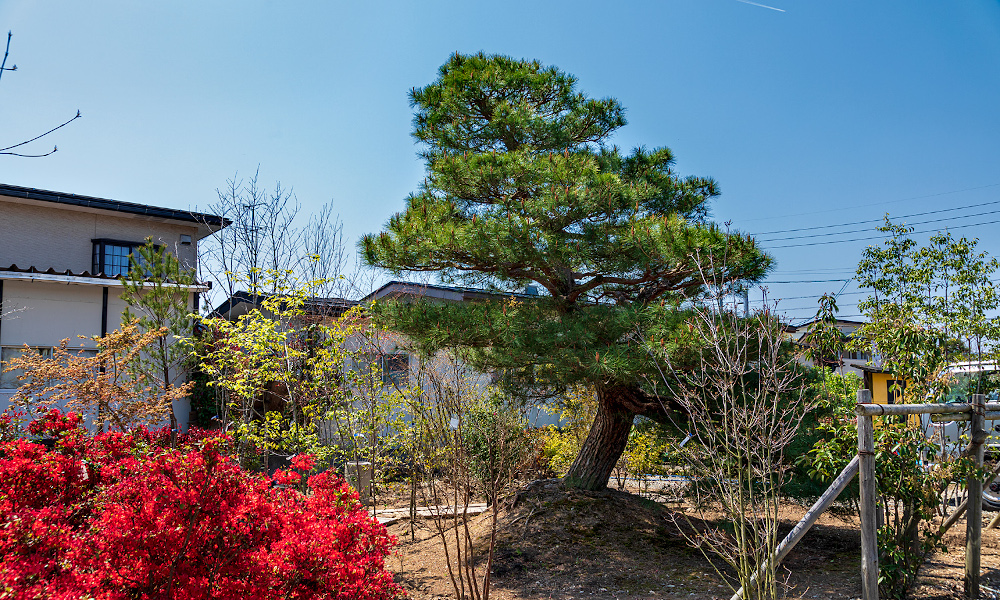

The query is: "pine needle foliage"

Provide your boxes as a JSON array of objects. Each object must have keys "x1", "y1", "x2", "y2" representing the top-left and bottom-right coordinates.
[{"x1": 362, "y1": 53, "x2": 771, "y2": 490}]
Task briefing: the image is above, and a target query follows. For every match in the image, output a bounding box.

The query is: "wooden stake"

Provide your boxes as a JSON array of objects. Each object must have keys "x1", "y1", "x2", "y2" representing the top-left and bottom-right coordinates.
[
  {"x1": 986, "y1": 512, "x2": 1000, "y2": 532},
  {"x1": 966, "y1": 393, "x2": 985, "y2": 599},
  {"x1": 857, "y1": 388, "x2": 879, "y2": 600}
]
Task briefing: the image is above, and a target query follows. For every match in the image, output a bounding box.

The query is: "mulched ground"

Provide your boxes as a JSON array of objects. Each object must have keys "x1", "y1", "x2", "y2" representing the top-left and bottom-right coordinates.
[{"x1": 388, "y1": 481, "x2": 1000, "y2": 599}]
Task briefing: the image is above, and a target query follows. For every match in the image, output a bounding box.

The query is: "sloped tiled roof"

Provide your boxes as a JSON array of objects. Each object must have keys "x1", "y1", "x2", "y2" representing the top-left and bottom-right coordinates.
[{"x1": 0, "y1": 183, "x2": 229, "y2": 228}]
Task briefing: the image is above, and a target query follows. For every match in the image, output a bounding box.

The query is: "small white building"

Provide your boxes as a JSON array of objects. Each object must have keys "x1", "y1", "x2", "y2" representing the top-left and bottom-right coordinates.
[
  {"x1": 0, "y1": 183, "x2": 227, "y2": 427},
  {"x1": 212, "y1": 281, "x2": 561, "y2": 428},
  {"x1": 784, "y1": 317, "x2": 871, "y2": 377}
]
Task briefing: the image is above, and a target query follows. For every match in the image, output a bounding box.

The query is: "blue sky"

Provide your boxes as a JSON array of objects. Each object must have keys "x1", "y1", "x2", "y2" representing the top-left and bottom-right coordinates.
[{"x1": 2, "y1": 1, "x2": 999, "y2": 321}]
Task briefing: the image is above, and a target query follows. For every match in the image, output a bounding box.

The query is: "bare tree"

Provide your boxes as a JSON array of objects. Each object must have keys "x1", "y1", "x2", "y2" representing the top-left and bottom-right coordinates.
[
  {"x1": 0, "y1": 32, "x2": 81, "y2": 157},
  {"x1": 299, "y1": 199, "x2": 351, "y2": 303},
  {"x1": 647, "y1": 278, "x2": 811, "y2": 600},
  {"x1": 197, "y1": 168, "x2": 302, "y2": 309}
]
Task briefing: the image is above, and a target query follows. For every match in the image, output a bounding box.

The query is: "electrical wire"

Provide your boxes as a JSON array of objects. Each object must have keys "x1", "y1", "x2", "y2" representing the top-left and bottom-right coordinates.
[
  {"x1": 739, "y1": 182, "x2": 1000, "y2": 224},
  {"x1": 749, "y1": 196, "x2": 1000, "y2": 236},
  {"x1": 756, "y1": 206, "x2": 1000, "y2": 243},
  {"x1": 762, "y1": 216, "x2": 1000, "y2": 249}
]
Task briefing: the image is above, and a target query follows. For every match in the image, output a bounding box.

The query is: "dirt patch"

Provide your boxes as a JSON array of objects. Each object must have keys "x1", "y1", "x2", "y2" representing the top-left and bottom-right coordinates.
[{"x1": 388, "y1": 481, "x2": 1000, "y2": 599}]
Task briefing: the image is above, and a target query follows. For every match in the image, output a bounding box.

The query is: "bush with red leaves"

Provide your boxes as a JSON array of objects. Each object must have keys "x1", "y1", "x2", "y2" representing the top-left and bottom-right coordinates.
[{"x1": 0, "y1": 410, "x2": 402, "y2": 600}]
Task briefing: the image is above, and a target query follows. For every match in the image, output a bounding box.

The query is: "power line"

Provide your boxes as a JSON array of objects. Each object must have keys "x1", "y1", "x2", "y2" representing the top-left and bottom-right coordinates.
[
  {"x1": 764, "y1": 278, "x2": 853, "y2": 283},
  {"x1": 763, "y1": 216, "x2": 1000, "y2": 249},
  {"x1": 749, "y1": 196, "x2": 1000, "y2": 236},
  {"x1": 749, "y1": 290, "x2": 867, "y2": 302},
  {"x1": 770, "y1": 269, "x2": 856, "y2": 275},
  {"x1": 771, "y1": 302, "x2": 861, "y2": 312},
  {"x1": 757, "y1": 206, "x2": 1000, "y2": 243}
]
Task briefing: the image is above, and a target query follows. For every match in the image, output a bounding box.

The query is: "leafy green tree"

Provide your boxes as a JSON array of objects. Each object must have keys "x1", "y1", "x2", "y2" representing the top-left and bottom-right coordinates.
[
  {"x1": 362, "y1": 53, "x2": 771, "y2": 490},
  {"x1": 851, "y1": 218, "x2": 1000, "y2": 400},
  {"x1": 803, "y1": 293, "x2": 846, "y2": 373},
  {"x1": 195, "y1": 281, "x2": 334, "y2": 466},
  {"x1": 120, "y1": 239, "x2": 197, "y2": 433},
  {"x1": 803, "y1": 219, "x2": 1000, "y2": 598}
]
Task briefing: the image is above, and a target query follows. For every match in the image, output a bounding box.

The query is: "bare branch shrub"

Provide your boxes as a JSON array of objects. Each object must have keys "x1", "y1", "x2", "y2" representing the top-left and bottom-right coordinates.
[
  {"x1": 6, "y1": 321, "x2": 191, "y2": 431},
  {"x1": 647, "y1": 287, "x2": 811, "y2": 600},
  {"x1": 407, "y1": 351, "x2": 533, "y2": 600},
  {"x1": 198, "y1": 168, "x2": 302, "y2": 307}
]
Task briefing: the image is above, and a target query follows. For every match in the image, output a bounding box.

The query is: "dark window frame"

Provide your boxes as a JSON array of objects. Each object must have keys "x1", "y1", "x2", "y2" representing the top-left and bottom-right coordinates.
[
  {"x1": 381, "y1": 352, "x2": 409, "y2": 387},
  {"x1": 92, "y1": 239, "x2": 160, "y2": 277}
]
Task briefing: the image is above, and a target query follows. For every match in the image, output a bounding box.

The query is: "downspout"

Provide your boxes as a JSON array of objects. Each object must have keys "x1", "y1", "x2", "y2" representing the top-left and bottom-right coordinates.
[
  {"x1": 0, "y1": 279, "x2": 4, "y2": 348},
  {"x1": 101, "y1": 287, "x2": 109, "y2": 337},
  {"x1": 98, "y1": 286, "x2": 109, "y2": 432},
  {"x1": 192, "y1": 292, "x2": 200, "y2": 333}
]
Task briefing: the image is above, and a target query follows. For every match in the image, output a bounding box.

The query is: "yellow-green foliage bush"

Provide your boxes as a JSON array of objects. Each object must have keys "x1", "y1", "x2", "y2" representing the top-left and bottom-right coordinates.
[
  {"x1": 539, "y1": 387, "x2": 671, "y2": 483},
  {"x1": 540, "y1": 385, "x2": 595, "y2": 477},
  {"x1": 541, "y1": 425, "x2": 581, "y2": 477},
  {"x1": 624, "y1": 423, "x2": 668, "y2": 477}
]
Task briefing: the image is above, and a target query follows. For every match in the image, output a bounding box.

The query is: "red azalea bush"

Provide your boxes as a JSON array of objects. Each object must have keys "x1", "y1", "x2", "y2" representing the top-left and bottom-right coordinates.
[{"x1": 0, "y1": 410, "x2": 402, "y2": 600}]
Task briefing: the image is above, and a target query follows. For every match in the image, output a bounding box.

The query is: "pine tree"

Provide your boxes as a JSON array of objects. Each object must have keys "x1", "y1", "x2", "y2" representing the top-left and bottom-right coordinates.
[
  {"x1": 120, "y1": 239, "x2": 197, "y2": 434},
  {"x1": 362, "y1": 53, "x2": 771, "y2": 490}
]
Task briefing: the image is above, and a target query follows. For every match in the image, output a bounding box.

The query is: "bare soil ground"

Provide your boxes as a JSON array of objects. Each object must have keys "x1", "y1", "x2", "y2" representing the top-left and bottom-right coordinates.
[{"x1": 386, "y1": 480, "x2": 1000, "y2": 600}]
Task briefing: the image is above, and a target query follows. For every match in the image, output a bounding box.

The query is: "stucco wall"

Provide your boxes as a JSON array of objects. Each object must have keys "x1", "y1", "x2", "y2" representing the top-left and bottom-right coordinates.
[
  {"x1": 1, "y1": 280, "x2": 109, "y2": 348},
  {"x1": 0, "y1": 279, "x2": 194, "y2": 430},
  {"x1": 0, "y1": 196, "x2": 201, "y2": 272}
]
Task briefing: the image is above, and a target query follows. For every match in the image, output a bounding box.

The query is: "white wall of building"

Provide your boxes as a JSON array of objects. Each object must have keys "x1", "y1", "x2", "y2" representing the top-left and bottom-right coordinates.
[
  {"x1": 0, "y1": 197, "x2": 202, "y2": 273},
  {"x1": 0, "y1": 278, "x2": 194, "y2": 431}
]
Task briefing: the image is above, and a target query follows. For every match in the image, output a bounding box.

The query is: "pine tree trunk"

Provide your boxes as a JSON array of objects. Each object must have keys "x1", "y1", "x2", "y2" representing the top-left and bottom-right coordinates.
[{"x1": 563, "y1": 386, "x2": 636, "y2": 491}]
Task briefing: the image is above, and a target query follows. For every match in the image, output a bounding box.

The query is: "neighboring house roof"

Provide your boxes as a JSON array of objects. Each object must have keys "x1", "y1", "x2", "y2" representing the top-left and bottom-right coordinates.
[
  {"x1": 786, "y1": 318, "x2": 867, "y2": 333},
  {"x1": 213, "y1": 281, "x2": 539, "y2": 321},
  {"x1": 0, "y1": 183, "x2": 230, "y2": 236},
  {"x1": 361, "y1": 280, "x2": 539, "y2": 304},
  {"x1": 0, "y1": 264, "x2": 211, "y2": 290},
  {"x1": 211, "y1": 290, "x2": 358, "y2": 320}
]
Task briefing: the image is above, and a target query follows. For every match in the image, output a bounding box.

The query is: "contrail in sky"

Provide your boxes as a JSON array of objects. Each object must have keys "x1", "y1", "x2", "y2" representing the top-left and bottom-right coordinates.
[{"x1": 734, "y1": 0, "x2": 785, "y2": 11}]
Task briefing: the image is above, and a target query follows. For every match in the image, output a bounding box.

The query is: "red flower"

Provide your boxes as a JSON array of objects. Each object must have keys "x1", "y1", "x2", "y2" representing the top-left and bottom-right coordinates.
[{"x1": 0, "y1": 411, "x2": 403, "y2": 600}]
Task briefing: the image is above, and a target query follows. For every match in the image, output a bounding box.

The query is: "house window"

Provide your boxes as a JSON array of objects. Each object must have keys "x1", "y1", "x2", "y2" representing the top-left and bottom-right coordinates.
[
  {"x1": 886, "y1": 379, "x2": 906, "y2": 404},
  {"x1": 92, "y1": 239, "x2": 147, "y2": 277},
  {"x1": 840, "y1": 350, "x2": 872, "y2": 362},
  {"x1": 0, "y1": 347, "x2": 53, "y2": 389},
  {"x1": 347, "y1": 351, "x2": 409, "y2": 387},
  {"x1": 382, "y1": 353, "x2": 409, "y2": 386}
]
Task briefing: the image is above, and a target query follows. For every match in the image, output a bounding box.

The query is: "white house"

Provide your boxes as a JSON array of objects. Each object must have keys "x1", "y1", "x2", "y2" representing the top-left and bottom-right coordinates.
[
  {"x1": 0, "y1": 183, "x2": 228, "y2": 427},
  {"x1": 784, "y1": 317, "x2": 871, "y2": 377},
  {"x1": 212, "y1": 280, "x2": 561, "y2": 427}
]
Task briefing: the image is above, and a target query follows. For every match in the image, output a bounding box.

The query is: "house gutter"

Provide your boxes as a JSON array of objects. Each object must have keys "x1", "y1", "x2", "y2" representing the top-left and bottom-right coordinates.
[{"x1": 0, "y1": 272, "x2": 210, "y2": 291}]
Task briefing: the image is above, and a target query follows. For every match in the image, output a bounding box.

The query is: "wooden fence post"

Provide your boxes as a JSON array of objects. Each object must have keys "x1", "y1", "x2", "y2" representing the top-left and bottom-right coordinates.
[
  {"x1": 966, "y1": 393, "x2": 986, "y2": 599},
  {"x1": 857, "y1": 388, "x2": 878, "y2": 600}
]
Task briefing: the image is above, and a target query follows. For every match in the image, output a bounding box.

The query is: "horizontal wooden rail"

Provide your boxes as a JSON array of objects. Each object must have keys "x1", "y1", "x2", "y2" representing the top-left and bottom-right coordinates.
[
  {"x1": 857, "y1": 403, "x2": 973, "y2": 417},
  {"x1": 856, "y1": 402, "x2": 1000, "y2": 417},
  {"x1": 931, "y1": 411, "x2": 1000, "y2": 423}
]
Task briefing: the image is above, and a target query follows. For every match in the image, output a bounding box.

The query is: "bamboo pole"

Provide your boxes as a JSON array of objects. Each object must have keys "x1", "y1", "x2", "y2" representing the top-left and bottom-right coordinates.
[
  {"x1": 966, "y1": 393, "x2": 985, "y2": 599},
  {"x1": 857, "y1": 389, "x2": 879, "y2": 600},
  {"x1": 931, "y1": 411, "x2": 1000, "y2": 423},
  {"x1": 857, "y1": 401, "x2": 1000, "y2": 417},
  {"x1": 730, "y1": 456, "x2": 860, "y2": 600},
  {"x1": 987, "y1": 512, "x2": 1000, "y2": 532}
]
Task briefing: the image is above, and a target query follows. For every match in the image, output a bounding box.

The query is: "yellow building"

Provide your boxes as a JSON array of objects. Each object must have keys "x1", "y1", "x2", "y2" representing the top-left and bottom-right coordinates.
[{"x1": 858, "y1": 365, "x2": 919, "y2": 426}]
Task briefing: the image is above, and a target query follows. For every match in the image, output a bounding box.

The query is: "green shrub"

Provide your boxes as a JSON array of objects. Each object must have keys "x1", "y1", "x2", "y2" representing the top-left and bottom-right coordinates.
[{"x1": 462, "y1": 393, "x2": 534, "y2": 504}]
